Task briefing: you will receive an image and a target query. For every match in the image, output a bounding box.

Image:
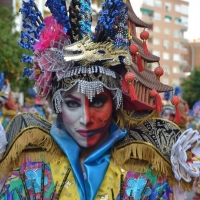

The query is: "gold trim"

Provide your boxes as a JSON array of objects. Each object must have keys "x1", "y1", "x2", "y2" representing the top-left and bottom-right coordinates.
[
  {"x1": 115, "y1": 140, "x2": 171, "y2": 165},
  {"x1": 1, "y1": 126, "x2": 50, "y2": 162}
]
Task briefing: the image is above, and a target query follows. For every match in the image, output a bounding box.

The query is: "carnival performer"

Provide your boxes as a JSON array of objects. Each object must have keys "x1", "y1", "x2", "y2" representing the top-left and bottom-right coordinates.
[{"x1": 0, "y1": 0, "x2": 200, "y2": 199}]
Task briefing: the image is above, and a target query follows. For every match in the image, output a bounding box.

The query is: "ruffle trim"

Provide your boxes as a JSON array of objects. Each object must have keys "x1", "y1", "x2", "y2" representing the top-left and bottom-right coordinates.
[
  {"x1": 0, "y1": 127, "x2": 64, "y2": 180},
  {"x1": 111, "y1": 140, "x2": 193, "y2": 191}
]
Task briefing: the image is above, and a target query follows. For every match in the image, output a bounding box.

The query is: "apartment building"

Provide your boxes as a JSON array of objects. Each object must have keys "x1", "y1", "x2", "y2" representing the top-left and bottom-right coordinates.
[
  {"x1": 137, "y1": 0, "x2": 189, "y2": 86},
  {"x1": 183, "y1": 39, "x2": 200, "y2": 71}
]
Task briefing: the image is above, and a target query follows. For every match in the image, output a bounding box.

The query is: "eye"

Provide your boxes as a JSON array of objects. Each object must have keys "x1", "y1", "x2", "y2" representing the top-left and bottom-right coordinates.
[
  {"x1": 65, "y1": 100, "x2": 81, "y2": 108},
  {"x1": 90, "y1": 94, "x2": 109, "y2": 108},
  {"x1": 91, "y1": 100, "x2": 104, "y2": 108}
]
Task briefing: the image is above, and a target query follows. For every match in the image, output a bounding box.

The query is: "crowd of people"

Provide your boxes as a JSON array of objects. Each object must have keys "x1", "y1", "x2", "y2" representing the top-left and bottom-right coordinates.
[
  {"x1": 0, "y1": 0, "x2": 200, "y2": 199},
  {"x1": 0, "y1": 79, "x2": 55, "y2": 129}
]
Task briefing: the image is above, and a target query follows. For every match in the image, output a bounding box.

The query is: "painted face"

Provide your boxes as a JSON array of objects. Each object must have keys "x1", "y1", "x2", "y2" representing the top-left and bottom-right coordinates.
[
  {"x1": 161, "y1": 108, "x2": 175, "y2": 121},
  {"x1": 61, "y1": 87, "x2": 113, "y2": 147}
]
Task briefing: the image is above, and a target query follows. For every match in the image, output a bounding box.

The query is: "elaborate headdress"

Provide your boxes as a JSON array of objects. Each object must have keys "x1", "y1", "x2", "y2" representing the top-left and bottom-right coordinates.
[{"x1": 19, "y1": 0, "x2": 173, "y2": 115}]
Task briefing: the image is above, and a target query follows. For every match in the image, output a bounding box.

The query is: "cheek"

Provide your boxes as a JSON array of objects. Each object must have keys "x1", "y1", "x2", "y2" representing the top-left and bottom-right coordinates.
[
  {"x1": 62, "y1": 105, "x2": 79, "y2": 126},
  {"x1": 92, "y1": 99, "x2": 113, "y2": 122},
  {"x1": 62, "y1": 110, "x2": 74, "y2": 125}
]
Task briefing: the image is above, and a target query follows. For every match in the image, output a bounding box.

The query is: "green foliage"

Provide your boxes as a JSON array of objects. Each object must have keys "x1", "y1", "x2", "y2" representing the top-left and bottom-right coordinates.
[
  {"x1": 0, "y1": 6, "x2": 33, "y2": 93},
  {"x1": 181, "y1": 68, "x2": 200, "y2": 108}
]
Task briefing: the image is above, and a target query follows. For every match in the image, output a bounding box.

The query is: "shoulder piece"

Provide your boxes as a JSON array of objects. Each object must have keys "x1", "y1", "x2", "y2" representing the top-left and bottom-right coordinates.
[
  {"x1": 6, "y1": 112, "x2": 51, "y2": 150},
  {"x1": 0, "y1": 113, "x2": 63, "y2": 180},
  {"x1": 112, "y1": 118, "x2": 192, "y2": 190}
]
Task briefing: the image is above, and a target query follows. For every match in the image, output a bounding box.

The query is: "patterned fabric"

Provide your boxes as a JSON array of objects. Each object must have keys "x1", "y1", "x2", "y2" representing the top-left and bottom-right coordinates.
[
  {"x1": 0, "y1": 156, "x2": 171, "y2": 200},
  {"x1": 128, "y1": 118, "x2": 181, "y2": 159},
  {"x1": 6, "y1": 113, "x2": 51, "y2": 150}
]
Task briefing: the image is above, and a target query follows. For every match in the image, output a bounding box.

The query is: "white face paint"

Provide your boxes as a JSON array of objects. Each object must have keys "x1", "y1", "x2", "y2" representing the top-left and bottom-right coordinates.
[{"x1": 61, "y1": 86, "x2": 113, "y2": 147}]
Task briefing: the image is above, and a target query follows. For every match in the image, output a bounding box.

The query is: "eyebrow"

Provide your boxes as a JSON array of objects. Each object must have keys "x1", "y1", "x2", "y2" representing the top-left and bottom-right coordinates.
[
  {"x1": 92, "y1": 94, "x2": 108, "y2": 101},
  {"x1": 64, "y1": 94, "x2": 81, "y2": 101}
]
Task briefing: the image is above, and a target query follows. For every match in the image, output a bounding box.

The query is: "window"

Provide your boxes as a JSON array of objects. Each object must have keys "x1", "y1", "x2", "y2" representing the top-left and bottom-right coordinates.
[
  {"x1": 154, "y1": 12, "x2": 161, "y2": 20},
  {"x1": 164, "y1": 15, "x2": 172, "y2": 23},
  {"x1": 153, "y1": 50, "x2": 160, "y2": 57},
  {"x1": 164, "y1": 28, "x2": 170, "y2": 35},
  {"x1": 175, "y1": 4, "x2": 188, "y2": 15},
  {"x1": 162, "y1": 78, "x2": 169, "y2": 85},
  {"x1": 175, "y1": 5, "x2": 181, "y2": 13},
  {"x1": 153, "y1": 38, "x2": 160, "y2": 45},
  {"x1": 175, "y1": 17, "x2": 181, "y2": 25},
  {"x1": 152, "y1": 62, "x2": 158, "y2": 69},
  {"x1": 165, "y1": 2, "x2": 172, "y2": 12},
  {"x1": 173, "y1": 66, "x2": 180, "y2": 73},
  {"x1": 155, "y1": 0, "x2": 162, "y2": 8},
  {"x1": 163, "y1": 65, "x2": 170, "y2": 75},
  {"x1": 172, "y1": 79, "x2": 180, "y2": 86},
  {"x1": 181, "y1": 4, "x2": 188, "y2": 15},
  {"x1": 154, "y1": 26, "x2": 160, "y2": 33},
  {"x1": 143, "y1": 0, "x2": 154, "y2": 6},
  {"x1": 174, "y1": 30, "x2": 179, "y2": 38},
  {"x1": 163, "y1": 52, "x2": 170, "y2": 60},
  {"x1": 180, "y1": 16, "x2": 188, "y2": 27},
  {"x1": 173, "y1": 54, "x2": 180, "y2": 61},
  {"x1": 140, "y1": 8, "x2": 154, "y2": 15},
  {"x1": 163, "y1": 40, "x2": 170, "y2": 49},
  {"x1": 174, "y1": 42, "x2": 180, "y2": 49}
]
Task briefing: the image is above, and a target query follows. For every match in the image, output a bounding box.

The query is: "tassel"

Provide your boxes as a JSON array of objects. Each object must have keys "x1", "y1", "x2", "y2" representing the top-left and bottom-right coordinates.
[
  {"x1": 155, "y1": 93, "x2": 163, "y2": 112},
  {"x1": 129, "y1": 83, "x2": 137, "y2": 101},
  {"x1": 150, "y1": 89, "x2": 162, "y2": 112},
  {"x1": 130, "y1": 44, "x2": 144, "y2": 72},
  {"x1": 174, "y1": 106, "x2": 182, "y2": 124},
  {"x1": 142, "y1": 40, "x2": 151, "y2": 55},
  {"x1": 124, "y1": 72, "x2": 137, "y2": 101},
  {"x1": 171, "y1": 96, "x2": 181, "y2": 124},
  {"x1": 136, "y1": 53, "x2": 144, "y2": 72}
]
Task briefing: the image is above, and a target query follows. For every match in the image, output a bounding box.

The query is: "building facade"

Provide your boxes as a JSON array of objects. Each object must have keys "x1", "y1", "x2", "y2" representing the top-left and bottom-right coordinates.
[
  {"x1": 136, "y1": 0, "x2": 189, "y2": 86},
  {"x1": 184, "y1": 39, "x2": 200, "y2": 71}
]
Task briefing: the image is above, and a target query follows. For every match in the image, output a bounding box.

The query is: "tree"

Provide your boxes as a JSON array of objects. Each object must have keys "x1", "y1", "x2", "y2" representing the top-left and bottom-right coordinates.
[
  {"x1": 181, "y1": 68, "x2": 200, "y2": 108},
  {"x1": 0, "y1": 6, "x2": 33, "y2": 93}
]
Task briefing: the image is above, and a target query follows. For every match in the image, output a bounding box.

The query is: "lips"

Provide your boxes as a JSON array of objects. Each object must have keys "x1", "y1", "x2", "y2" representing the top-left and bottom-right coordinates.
[{"x1": 76, "y1": 127, "x2": 105, "y2": 137}]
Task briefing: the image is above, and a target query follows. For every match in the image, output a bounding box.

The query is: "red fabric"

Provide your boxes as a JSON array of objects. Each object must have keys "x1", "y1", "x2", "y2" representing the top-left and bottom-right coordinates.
[
  {"x1": 123, "y1": 93, "x2": 155, "y2": 111},
  {"x1": 174, "y1": 106, "x2": 182, "y2": 124},
  {"x1": 142, "y1": 40, "x2": 151, "y2": 55},
  {"x1": 137, "y1": 54, "x2": 144, "y2": 72},
  {"x1": 122, "y1": 77, "x2": 137, "y2": 101},
  {"x1": 155, "y1": 93, "x2": 162, "y2": 112},
  {"x1": 129, "y1": 83, "x2": 137, "y2": 101}
]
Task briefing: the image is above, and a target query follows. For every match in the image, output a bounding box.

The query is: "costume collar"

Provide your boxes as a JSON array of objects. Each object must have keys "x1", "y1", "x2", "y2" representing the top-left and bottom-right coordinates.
[{"x1": 50, "y1": 117, "x2": 126, "y2": 200}]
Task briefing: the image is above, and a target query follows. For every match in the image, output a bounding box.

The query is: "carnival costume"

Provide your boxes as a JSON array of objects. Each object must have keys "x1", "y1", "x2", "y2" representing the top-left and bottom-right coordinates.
[{"x1": 0, "y1": 0, "x2": 200, "y2": 199}]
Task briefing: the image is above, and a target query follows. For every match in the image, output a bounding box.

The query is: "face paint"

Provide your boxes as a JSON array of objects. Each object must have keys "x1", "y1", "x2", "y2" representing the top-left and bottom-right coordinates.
[
  {"x1": 161, "y1": 109, "x2": 175, "y2": 121},
  {"x1": 61, "y1": 86, "x2": 113, "y2": 147}
]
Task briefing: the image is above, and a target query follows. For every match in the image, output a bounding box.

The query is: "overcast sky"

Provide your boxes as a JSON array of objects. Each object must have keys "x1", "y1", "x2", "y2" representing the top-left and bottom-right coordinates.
[{"x1": 184, "y1": 0, "x2": 200, "y2": 40}]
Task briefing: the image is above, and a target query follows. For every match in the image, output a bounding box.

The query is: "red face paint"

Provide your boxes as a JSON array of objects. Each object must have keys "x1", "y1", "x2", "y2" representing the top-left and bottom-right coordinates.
[{"x1": 61, "y1": 87, "x2": 113, "y2": 147}]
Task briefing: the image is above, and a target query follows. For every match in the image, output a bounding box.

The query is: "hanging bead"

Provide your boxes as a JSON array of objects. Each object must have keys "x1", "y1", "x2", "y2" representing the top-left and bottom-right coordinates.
[
  {"x1": 154, "y1": 65, "x2": 164, "y2": 81},
  {"x1": 129, "y1": 44, "x2": 144, "y2": 72},
  {"x1": 122, "y1": 72, "x2": 137, "y2": 101}
]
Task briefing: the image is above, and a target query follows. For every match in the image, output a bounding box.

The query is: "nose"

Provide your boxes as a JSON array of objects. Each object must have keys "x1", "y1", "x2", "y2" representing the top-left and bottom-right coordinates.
[
  {"x1": 79, "y1": 97, "x2": 93, "y2": 126},
  {"x1": 79, "y1": 115, "x2": 93, "y2": 126}
]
